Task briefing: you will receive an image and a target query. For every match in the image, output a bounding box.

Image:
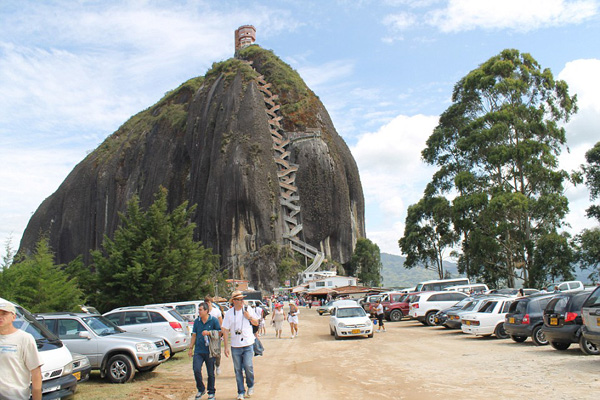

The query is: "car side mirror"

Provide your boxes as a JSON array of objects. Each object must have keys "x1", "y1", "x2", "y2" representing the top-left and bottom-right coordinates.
[{"x1": 78, "y1": 331, "x2": 91, "y2": 340}]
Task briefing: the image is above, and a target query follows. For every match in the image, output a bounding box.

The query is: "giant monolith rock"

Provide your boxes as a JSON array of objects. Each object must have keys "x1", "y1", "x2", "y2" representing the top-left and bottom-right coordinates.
[{"x1": 19, "y1": 46, "x2": 365, "y2": 290}]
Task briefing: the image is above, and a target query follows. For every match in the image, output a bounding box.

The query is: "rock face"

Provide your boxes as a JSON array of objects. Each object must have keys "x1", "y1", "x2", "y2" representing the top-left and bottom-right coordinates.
[{"x1": 19, "y1": 46, "x2": 365, "y2": 290}]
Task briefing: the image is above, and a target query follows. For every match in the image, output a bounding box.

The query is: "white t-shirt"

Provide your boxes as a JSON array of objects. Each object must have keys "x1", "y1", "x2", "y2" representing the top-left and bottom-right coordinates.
[
  {"x1": 222, "y1": 306, "x2": 258, "y2": 348},
  {"x1": 376, "y1": 304, "x2": 384, "y2": 315},
  {"x1": 209, "y1": 305, "x2": 222, "y2": 321},
  {"x1": 254, "y1": 306, "x2": 264, "y2": 319},
  {"x1": 0, "y1": 329, "x2": 43, "y2": 400}
]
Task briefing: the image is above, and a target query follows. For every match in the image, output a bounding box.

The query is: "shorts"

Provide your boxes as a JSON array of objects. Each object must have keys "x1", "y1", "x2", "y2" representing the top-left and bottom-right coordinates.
[{"x1": 377, "y1": 314, "x2": 384, "y2": 325}]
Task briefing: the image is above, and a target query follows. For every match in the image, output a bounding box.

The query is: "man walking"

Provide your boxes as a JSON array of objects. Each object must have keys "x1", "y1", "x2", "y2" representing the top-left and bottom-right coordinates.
[
  {"x1": 0, "y1": 301, "x2": 42, "y2": 400},
  {"x1": 204, "y1": 295, "x2": 223, "y2": 375},
  {"x1": 222, "y1": 291, "x2": 259, "y2": 400},
  {"x1": 189, "y1": 302, "x2": 221, "y2": 400}
]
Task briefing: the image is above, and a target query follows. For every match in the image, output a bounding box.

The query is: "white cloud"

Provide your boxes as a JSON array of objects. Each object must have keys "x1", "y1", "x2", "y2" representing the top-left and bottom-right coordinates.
[
  {"x1": 428, "y1": 0, "x2": 598, "y2": 33},
  {"x1": 351, "y1": 114, "x2": 439, "y2": 254},
  {"x1": 383, "y1": 12, "x2": 418, "y2": 31}
]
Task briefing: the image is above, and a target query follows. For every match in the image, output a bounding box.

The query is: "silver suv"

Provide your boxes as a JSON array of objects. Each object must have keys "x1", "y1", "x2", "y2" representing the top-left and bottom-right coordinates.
[
  {"x1": 581, "y1": 286, "x2": 600, "y2": 348},
  {"x1": 37, "y1": 312, "x2": 169, "y2": 383},
  {"x1": 103, "y1": 306, "x2": 191, "y2": 354}
]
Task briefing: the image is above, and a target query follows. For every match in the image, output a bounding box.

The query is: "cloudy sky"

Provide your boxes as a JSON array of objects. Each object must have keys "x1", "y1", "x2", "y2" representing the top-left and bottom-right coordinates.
[{"x1": 1, "y1": 0, "x2": 599, "y2": 261}]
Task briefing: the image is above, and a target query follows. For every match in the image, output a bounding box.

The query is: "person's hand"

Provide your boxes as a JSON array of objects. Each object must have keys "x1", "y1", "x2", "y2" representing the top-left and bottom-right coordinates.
[
  {"x1": 188, "y1": 348, "x2": 193, "y2": 357},
  {"x1": 224, "y1": 347, "x2": 230, "y2": 358}
]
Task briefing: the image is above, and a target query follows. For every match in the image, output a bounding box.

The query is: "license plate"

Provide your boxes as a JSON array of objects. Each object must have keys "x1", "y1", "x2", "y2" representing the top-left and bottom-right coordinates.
[
  {"x1": 73, "y1": 371, "x2": 81, "y2": 381},
  {"x1": 434, "y1": 317, "x2": 439, "y2": 323},
  {"x1": 163, "y1": 349, "x2": 170, "y2": 360},
  {"x1": 465, "y1": 321, "x2": 471, "y2": 325},
  {"x1": 509, "y1": 317, "x2": 515, "y2": 324},
  {"x1": 351, "y1": 329, "x2": 360, "y2": 334},
  {"x1": 550, "y1": 318, "x2": 558, "y2": 326},
  {"x1": 597, "y1": 317, "x2": 600, "y2": 326}
]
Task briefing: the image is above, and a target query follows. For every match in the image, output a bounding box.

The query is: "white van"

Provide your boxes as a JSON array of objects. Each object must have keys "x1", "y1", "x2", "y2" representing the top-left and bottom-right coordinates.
[
  {"x1": 145, "y1": 300, "x2": 202, "y2": 326},
  {"x1": 1, "y1": 297, "x2": 77, "y2": 399},
  {"x1": 415, "y1": 278, "x2": 470, "y2": 292},
  {"x1": 444, "y1": 283, "x2": 489, "y2": 294}
]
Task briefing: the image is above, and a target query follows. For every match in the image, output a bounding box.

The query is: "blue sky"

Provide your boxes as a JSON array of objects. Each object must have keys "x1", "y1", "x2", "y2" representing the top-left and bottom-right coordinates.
[{"x1": 1, "y1": 0, "x2": 599, "y2": 260}]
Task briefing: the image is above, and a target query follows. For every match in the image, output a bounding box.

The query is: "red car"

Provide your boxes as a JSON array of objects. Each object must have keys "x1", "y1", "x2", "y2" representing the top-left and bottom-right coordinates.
[{"x1": 384, "y1": 292, "x2": 422, "y2": 321}]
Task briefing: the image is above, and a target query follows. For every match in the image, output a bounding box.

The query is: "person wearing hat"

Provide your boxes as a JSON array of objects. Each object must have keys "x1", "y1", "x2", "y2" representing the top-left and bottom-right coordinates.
[
  {"x1": 221, "y1": 291, "x2": 259, "y2": 400},
  {"x1": 0, "y1": 301, "x2": 43, "y2": 400}
]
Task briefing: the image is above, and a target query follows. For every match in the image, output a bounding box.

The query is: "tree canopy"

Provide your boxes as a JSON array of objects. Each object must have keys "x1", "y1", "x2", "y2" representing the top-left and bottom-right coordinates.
[
  {"x1": 0, "y1": 238, "x2": 83, "y2": 313},
  {"x1": 89, "y1": 187, "x2": 219, "y2": 312},
  {"x1": 411, "y1": 49, "x2": 577, "y2": 287},
  {"x1": 350, "y1": 238, "x2": 382, "y2": 287}
]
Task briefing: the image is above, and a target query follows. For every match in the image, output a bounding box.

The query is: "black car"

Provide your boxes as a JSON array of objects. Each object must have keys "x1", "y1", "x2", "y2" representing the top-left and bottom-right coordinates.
[
  {"x1": 504, "y1": 293, "x2": 557, "y2": 345},
  {"x1": 433, "y1": 296, "x2": 473, "y2": 327},
  {"x1": 542, "y1": 291, "x2": 599, "y2": 355}
]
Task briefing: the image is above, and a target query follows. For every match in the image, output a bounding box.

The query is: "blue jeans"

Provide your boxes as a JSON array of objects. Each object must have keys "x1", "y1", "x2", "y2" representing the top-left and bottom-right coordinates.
[
  {"x1": 193, "y1": 352, "x2": 216, "y2": 395},
  {"x1": 231, "y1": 345, "x2": 254, "y2": 394}
]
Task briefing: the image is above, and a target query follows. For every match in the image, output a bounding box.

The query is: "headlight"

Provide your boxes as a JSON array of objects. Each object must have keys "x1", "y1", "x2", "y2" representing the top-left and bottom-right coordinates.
[
  {"x1": 62, "y1": 361, "x2": 73, "y2": 376},
  {"x1": 338, "y1": 322, "x2": 347, "y2": 328},
  {"x1": 136, "y1": 342, "x2": 156, "y2": 352},
  {"x1": 74, "y1": 355, "x2": 90, "y2": 369}
]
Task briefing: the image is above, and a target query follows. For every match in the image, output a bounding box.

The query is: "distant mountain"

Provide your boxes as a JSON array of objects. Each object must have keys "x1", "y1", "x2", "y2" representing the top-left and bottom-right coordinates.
[
  {"x1": 380, "y1": 252, "x2": 595, "y2": 288},
  {"x1": 380, "y1": 253, "x2": 459, "y2": 288}
]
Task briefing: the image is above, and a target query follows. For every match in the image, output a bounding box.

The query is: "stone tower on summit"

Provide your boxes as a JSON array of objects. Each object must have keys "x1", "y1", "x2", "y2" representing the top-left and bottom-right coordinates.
[{"x1": 235, "y1": 25, "x2": 256, "y2": 54}]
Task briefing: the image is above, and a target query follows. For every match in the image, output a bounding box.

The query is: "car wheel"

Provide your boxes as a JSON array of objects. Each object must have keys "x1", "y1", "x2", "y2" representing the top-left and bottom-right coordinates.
[
  {"x1": 425, "y1": 311, "x2": 437, "y2": 326},
  {"x1": 107, "y1": 354, "x2": 135, "y2": 384},
  {"x1": 550, "y1": 341, "x2": 570, "y2": 351},
  {"x1": 138, "y1": 365, "x2": 158, "y2": 372},
  {"x1": 368, "y1": 332, "x2": 374, "y2": 338},
  {"x1": 532, "y1": 325, "x2": 549, "y2": 346},
  {"x1": 334, "y1": 329, "x2": 341, "y2": 340},
  {"x1": 329, "y1": 326, "x2": 334, "y2": 336},
  {"x1": 579, "y1": 335, "x2": 600, "y2": 355},
  {"x1": 390, "y1": 309, "x2": 403, "y2": 322},
  {"x1": 511, "y1": 335, "x2": 527, "y2": 343},
  {"x1": 494, "y1": 323, "x2": 509, "y2": 339}
]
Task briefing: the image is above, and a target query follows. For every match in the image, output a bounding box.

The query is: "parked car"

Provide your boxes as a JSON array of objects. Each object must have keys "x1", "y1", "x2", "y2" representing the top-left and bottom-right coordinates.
[
  {"x1": 71, "y1": 353, "x2": 92, "y2": 383},
  {"x1": 37, "y1": 312, "x2": 170, "y2": 383},
  {"x1": 547, "y1": 280, "x2": 585, "y2": 293},
  {"x1": 461, "y1": 297, "x2": 514, "y2": 338},
  {"x1": 410, "y1": 291, "x2": 468, "y2": 326},
  {"x1": 1, "y1": 297, "x2": 77, "y2": 399},
  {"x1": 360, "y1": 294, "x2": 383, "y2": 312},
  {"x1": 444, "y1": 284, "x2": 490, "y2": 294},
  {"x1": 103, "y1": 306, "x2": 191, "y2": 354},
  {"x1": 542, "y1": 290, "x2": 599, "y2": 355},
  {"x1": 504, "y1": 293, "x2": 557, "y2": 345},
  {"x1": 488, "y1": 288, "x2": 539, "y2": 296},
  {"x1": 433, "y1": 296, "x2": 474, "y2": 327},
  {"x1": 445, "y1": 295, "x2": 509, "y2": 329},
  {"x1": 329, "y1": 304, "x2": 373, "y2": 340},
  {"x1": 581, "y1": 286, "x2": 600, "y2": 349},
  {"x1": 383, "y1": 293, "x2": 413, "y2": 322}
]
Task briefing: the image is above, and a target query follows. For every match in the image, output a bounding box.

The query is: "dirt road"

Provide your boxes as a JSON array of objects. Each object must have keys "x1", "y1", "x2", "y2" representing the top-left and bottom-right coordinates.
[{"x1": 78, "y1": 308, "x2": 600, "y2": 399}]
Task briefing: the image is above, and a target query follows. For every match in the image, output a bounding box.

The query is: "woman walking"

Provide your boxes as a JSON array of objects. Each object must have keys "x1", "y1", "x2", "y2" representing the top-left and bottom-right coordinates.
[
  {"x1": 272, "y1": 303, "x2": 286, "y2": 338},
  {"x1": 288, "y1": 301, "x2": 300, "y2": 338}
]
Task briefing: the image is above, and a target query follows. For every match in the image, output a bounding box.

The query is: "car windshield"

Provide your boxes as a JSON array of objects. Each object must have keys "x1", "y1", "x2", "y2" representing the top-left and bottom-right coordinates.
[
  {"x1": 82, "y1": 316, "x2": 124, "y2": 336},
  {"x1": 461, "y1": 301, "x2": 476, "y2": 311},
  {"x1": 337, "y1": 307, "x2": 366, "y2": 318},
  {"x1": 14, "y1": 306, "x2": 60, "y2": 343},
  {"x1": 455, "y1": 297, "x2": 472, "y2": 308},
  {"x1": 175, "y1": 304, "x2": 196, "y2": 315}
]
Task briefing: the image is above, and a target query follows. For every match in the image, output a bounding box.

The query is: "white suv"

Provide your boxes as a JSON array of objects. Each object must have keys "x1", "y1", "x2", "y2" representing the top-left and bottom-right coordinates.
[
  {"x1": 410, "y1": 291, "x2": 468, "y2": 326},
  {"x1": 104, "y1": 306, "x2": 191, "y2": 354}
]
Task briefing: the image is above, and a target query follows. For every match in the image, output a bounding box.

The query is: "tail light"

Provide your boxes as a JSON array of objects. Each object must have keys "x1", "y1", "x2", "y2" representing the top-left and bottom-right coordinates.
[
  {"x1": 169, "y1": 322, "x2": 183, "y2": 332},
  {"x1": 522, "y1": 314, "x2": 530, "y2": 324},
  {"x1": 565, "y1": 312, "x2": 578, "y2": 322},
  {"x1": 413, "y1": 304, "x2": 419, "y2": 309}
]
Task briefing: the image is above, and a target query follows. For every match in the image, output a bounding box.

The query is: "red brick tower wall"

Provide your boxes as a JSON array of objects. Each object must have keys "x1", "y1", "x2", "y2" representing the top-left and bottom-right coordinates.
[{"x1": 235, "y1": 25, "x2": 256, "y2": 53}]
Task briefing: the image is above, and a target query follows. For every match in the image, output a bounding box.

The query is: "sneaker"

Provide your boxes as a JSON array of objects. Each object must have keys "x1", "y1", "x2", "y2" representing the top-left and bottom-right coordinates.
[
  {"x1": 247, "y1": 386, "x2": 254, "y2": 397},
  {"x1": 195, "y1": 390, "x2": 205, "y2": 399},
  {"x1": 207, "y1": 395, "x2": 215, "y2": 400},
  {"x1": 216, "y1": 367, "x2": 220, "y2": 376},
  {"x1": 237, "y1": 394, "x2": 244, "y2": 400}
]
